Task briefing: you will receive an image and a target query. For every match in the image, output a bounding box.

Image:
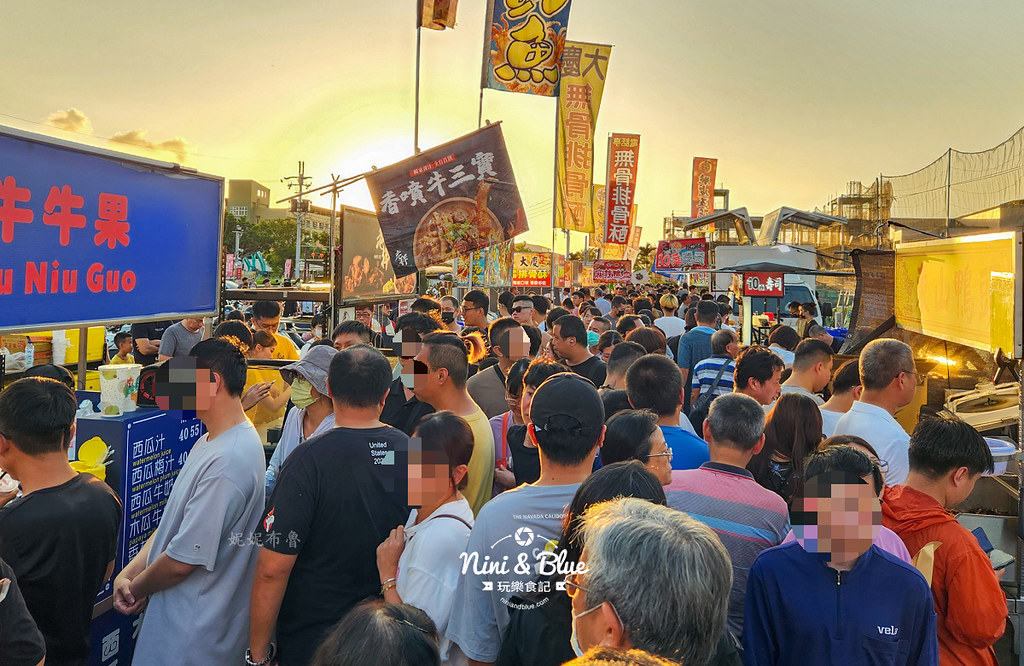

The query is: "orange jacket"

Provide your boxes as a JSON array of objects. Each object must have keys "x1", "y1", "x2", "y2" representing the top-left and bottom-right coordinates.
[{"x1": 882, "y1": 485, "x2": 1006, "y2": 665}]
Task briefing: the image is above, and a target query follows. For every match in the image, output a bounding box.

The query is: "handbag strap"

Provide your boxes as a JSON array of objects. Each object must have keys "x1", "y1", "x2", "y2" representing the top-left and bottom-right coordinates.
[
  {"x1": 703, "y1": 359, "x2": 730, "y2": 395},
  {"x1": 429, "y1": 513, "x2": 473, "y2": 530}
]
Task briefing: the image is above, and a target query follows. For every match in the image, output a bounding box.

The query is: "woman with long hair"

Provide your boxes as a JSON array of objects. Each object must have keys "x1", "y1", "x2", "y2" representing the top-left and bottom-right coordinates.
[{"x1": 747, "y1": 393, "x2": 823, "y2": 504}]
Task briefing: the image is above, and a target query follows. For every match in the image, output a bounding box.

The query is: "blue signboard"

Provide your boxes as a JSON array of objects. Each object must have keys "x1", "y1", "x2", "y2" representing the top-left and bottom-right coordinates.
[
  {"x1": 0, "y1": 126, "x2": 223, "y2": 332},
  {"x1": 77, "y1": 408, "x2": 204, "y2": 666}
]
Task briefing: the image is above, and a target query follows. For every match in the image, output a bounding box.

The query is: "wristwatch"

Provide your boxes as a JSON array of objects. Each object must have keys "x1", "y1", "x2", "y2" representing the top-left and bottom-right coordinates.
[{"x1": 245, "y1": 643, "x2": 276, "y2": 666}]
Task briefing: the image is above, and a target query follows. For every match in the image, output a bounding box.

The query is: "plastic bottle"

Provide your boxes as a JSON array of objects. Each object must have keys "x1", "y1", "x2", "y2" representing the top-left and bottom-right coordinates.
[
  {"x1": 52, "y1": 330, "x2": 68, "y2": 365},
  {"x1": 24, "y1": 340, "x2": 34, "y2": 368}
]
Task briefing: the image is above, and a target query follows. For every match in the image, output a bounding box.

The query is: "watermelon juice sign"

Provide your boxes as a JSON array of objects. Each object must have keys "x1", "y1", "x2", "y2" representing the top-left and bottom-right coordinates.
[{"x1": 0, "y1": 126, "x2": 223, "y2": 332}]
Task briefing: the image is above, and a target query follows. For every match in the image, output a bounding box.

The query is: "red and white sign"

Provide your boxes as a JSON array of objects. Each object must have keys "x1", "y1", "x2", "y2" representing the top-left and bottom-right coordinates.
[
  {"x1": 654, "y1": 238, "x2": 708, "y2": 271},
  {"x1": 234, "y1": 266, "x2": 243, "y2": 280},
  {"x1": 225, "y1": 253, "x2": 235, "y2": 278},
  {"x1": 691, "y1": 157, "x2": 718, "y2": 219},
  {"x1": 604, "y1": 134, "x2": 640, "y2": 245},
  {"x1": 743, "y1": 272, "x2": 784, "y2": 297},
  {"x1": 593, "y1": 259, "x2": 632, "y2": 283},
  {"x1": 284, "y1": 258, "x2": 293, "y2": 278}
]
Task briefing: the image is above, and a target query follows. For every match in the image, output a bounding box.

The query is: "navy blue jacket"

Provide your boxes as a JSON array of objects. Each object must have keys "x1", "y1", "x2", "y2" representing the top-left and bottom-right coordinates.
[{"x1": 742, "y1": 543, "x2": 938, "y2": 665}]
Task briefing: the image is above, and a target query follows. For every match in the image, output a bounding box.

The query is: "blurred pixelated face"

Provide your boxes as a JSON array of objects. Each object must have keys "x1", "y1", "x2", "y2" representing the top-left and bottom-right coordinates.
[
  {"x1": 155, "y1": 357, "x2": 217, "y2": 411},
  {"x1": 405, "y1": 436, "x2": 453, "y2": 507},
  {"x1": 501, "y1": 327, "x2": 531, "y2": 361},
  {"x1": 791, "y1": 473, "x2": 881, "y2": 565},
  {"x1": 394, "y1": 330, "x2": 424, "y2": 375},
  {"x1": 411, "y1": 348, "x2": 440, "y2": 398}
]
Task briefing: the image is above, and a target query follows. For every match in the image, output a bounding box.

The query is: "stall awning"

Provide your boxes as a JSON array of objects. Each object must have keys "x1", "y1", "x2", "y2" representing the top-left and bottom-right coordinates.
[
  {"x1": 756, "y1": 207, "x2": 847, "y2": 246},
  {"x1": 684, "y1": 208, "x2": 758, "y2": 245},
  {"x1": 710, "y1": 261, "x2": 855, "y2": 278}
]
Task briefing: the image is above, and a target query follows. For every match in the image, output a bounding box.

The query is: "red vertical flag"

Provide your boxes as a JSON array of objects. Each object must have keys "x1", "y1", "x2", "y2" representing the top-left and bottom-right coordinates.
[{"x1": 604, "y1": 134, "x2": 640, "y2": 245}]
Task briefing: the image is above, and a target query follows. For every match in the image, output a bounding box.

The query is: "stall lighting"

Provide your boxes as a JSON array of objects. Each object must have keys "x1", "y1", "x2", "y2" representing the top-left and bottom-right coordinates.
[{"x1": 927, "y1": 355, "x2": 957, "y2": 367}]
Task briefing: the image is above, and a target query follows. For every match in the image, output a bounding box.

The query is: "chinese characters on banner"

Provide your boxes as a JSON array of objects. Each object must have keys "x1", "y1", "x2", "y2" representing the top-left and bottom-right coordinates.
[
  {"x1": 593, "y1": 259, "x2": 632, "y2": 283},
  {"x1": 0, "y1": 128, "x2": 222, "y2": 332},
  {"x1": 555, "y1": 41, "x2": 612, "y2": 232},
  {"x1": 580, "y1": 263, "x2": 595, "y2": 287},
  {"x1": 624, "y1": 224, "x2": 642, "y2": 263},
  {"x1": 589, "y1": 184, "x2": 606, "y2": 248},
  {"x1": 654, "y1": 238, "x2": 708, "y2": 271},
  {"x1": 482, "y1": 0, "x2": 573, "y2": 96},
  {"x1": 512, "y1": 252, "x2": 552, "y2": 287},
  {"x1": 602, "y1": 205, "x2": 637, "y2": 260},
  {"x1": 471, "y1": 250, "x2": 487, "y2": 286},
  {"x1": 604, "y1": 133, "x2": 640, "y2": 245},
  {"x1": 743, "y1": 272, "x2": 785, "y2": 297},
  {"x1": 486, "y1": 240, "x2": 514, "y2": 286},
  {"x1": 690, "y1": 157, "x2": 718, "y2": 219},
  {"x1": 365, "y1": 124, "x2": 527, "y2": 278},
  {"x1": 225, "y1": 253, "x2": 235, "y2": 278}
]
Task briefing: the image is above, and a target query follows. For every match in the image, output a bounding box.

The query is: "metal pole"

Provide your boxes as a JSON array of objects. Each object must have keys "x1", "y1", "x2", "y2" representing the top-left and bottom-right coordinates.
[
  {"x1": 414, "y1": 14, "x2": 422, "y2": 154},
  {"x1": 945, "y1": 147, "x2": 952, "y2": 235},
  {"x1": 551, "y1": 102, "x2": 560, "y2": 297},
  {"x1": 77, "y1": 327, "x2": 87, "y2": 390},
  {"x1": 294, "y1": 161, "x2": 305, "y2": 281},
  {"x1": 329, "y1": 182, "x2": 338, "y2": 325}
]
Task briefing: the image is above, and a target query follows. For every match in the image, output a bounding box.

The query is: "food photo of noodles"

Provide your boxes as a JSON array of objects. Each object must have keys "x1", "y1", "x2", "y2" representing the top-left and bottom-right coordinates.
[{"x1": 412, "y1": 178, "x2": 508, "y2": 268}]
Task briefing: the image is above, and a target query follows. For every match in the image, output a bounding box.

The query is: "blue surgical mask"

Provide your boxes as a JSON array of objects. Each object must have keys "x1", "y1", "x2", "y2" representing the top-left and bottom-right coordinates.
[
  {"x1": 570, "y1": 603, "x2": 603, "y2": 657},
  {"x1": 586, "y1": 331, "x2": 600, "y2": 347}
]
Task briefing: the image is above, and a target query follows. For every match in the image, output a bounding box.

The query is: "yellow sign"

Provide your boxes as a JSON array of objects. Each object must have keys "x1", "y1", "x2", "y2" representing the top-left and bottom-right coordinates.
[
  {"x1": 895, "y1": 231, "x2": 1021, "y2": 356},
  {"x1": 555, "y1": 41, "x2": 612, "y2": 232}
]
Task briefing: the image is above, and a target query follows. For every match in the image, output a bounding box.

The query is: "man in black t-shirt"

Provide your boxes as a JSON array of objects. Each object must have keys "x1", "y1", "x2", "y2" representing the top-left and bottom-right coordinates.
[
  {"x1": 130, "y1": 319, "x2": 172, "y2": 366},
  {"x1": 550, "y1": 314, "x2": 607, "y2": 388},
  {"x1": 247, "y1": 345, "x2": 410, "y2": 666},
  {"x1": 0, "y1": 557, "x2": 45, "y2": 666},
  {"x1": 0, "y1": 378, "x2": 123, "y2": 665}
]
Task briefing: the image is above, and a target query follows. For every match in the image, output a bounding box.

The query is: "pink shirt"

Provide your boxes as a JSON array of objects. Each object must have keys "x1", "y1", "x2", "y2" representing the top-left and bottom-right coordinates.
[{"x1": 783, "y1": 525, "x2": 912, "y2": 563}]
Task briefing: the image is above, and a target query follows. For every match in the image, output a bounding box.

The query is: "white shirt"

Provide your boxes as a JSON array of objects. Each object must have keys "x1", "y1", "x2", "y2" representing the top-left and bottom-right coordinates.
[
  {"x1": 678, "y1": 411, "x2": 699, "y2": 436},
  {"x1": 399, "y1": 497, "x2": 475, "y2": 665},
  {"x1": 653, "y1": 315, "x2": 686, "y2": 339},
  {"x1": 768, "y1": 344, "x2": 795, "y2": 367},
  {"x1": 833, "y1": 401, "x2": 910, "y2": 485},
  {"x1": 763, "y1": 384, "x2": 825, "y2": 412},
  {"x1": 264, "y1": 408, "x2": 336, "y2": 496},
  {"x1": 819, "y1": 407, "x2": 845, "y2": 438}
]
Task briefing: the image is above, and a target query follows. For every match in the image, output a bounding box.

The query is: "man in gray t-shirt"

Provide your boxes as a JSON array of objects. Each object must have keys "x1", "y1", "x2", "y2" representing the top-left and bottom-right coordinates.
[
  {"x1": 157, "y1": 318, "x2": 205, "y2": 361},
  {"x1": 112, "y1": 340, "x2": 266, "y2": 666},
  {"x1": 447, "y1": 372, "x2": 606, "y2": 662}
]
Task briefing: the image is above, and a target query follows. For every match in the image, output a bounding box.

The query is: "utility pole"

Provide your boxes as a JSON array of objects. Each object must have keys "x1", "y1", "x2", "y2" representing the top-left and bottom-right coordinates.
[{"x1": 283, "y1": 161, "x2": 312, "y2": 281}]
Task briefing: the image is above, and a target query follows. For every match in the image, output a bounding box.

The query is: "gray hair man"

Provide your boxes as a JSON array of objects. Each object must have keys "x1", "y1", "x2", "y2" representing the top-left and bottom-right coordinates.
[
  {"x1": 568, "y1": 497, "x2": 732, "y2": 664},
  {"x1": 666, "y1": 394, "x2": 790, "y2": 636},
  {"x1": 833, "y1": 339, "x2": 918, "y2": 485}
]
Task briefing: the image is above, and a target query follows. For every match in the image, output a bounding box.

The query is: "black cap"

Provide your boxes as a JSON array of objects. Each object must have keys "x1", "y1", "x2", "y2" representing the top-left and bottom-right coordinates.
[{"x1": 530, "y1": 372, "x2": 605, "y2": 435}]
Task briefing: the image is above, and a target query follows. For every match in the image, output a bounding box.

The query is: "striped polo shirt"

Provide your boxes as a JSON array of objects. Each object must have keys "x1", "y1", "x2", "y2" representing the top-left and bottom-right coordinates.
[
  {"x1": 691, "y1": 354, "x2": 736, "y2": 396},
  {"x1": 666, "y1": 462, "x2": 790, "y2": 636}
]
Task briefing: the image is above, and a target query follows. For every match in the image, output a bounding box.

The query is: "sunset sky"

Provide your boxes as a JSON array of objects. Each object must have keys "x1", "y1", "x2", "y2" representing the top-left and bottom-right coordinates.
[{"x1": 5, "y1": 1, "x2": 1024, "y2": 251}]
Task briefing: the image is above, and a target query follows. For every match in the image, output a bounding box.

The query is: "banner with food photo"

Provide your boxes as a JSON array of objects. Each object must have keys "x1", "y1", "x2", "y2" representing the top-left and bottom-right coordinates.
[
  {"x1": 454, "y1": 253, "x2": 471, "y2": 287},
  {"x1": 471, "y1": 249, "x2": 487, "y2": 286},
  {"x1": 482, "y1": 0, "x2": 573, "y2": 97},
  {"x1": 366, "y1": 123, "x2": 528, "y2": 278},
  {"x1": 654, "y1": 238, "x2": 708, "y2": 272},
  {"x1": 337, "y1": 205, "x2": 419, "y2": 303}
]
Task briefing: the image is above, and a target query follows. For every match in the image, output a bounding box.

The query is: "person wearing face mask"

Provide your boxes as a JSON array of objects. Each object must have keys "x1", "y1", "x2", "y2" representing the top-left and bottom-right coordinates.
[
  {"x1": 376, "y1": 411, "x2": 476, "y2": 666},
  {"x1": 440, "y1": 296, "x2": 462, "y2": 333},
  {"x1": 264, "y1": 345, "x2": 339, "y2": 496},
  {"x1": 300, "y1": 313, "x2": 328, "y2": 357},
  {"x1": 380, "y1": 313, "x2": 443, "y2": 435}
]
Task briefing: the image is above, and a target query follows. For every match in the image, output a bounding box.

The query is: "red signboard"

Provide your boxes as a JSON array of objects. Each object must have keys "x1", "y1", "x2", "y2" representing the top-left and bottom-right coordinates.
[
  {"x1": 593, "y1": 259, "x2": 632, "y2": 283},
  {"x1": 743, "y1": 272, "x2": 784, "y2": 297},
  {"x1": 654, "y1": 238, "x2": 708, "y2": 271},
  {"x1": 604, "y1": 134, "x2": 640, "y2": 245},
  {"x1": 691, "y1": 157, "x2": 718, "y2": 219}
]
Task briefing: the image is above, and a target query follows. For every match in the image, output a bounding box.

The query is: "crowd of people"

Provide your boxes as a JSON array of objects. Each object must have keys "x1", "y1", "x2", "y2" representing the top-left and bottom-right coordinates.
[{"x1": 0, "y1": 282, "x2": 1011, "y2": 666}]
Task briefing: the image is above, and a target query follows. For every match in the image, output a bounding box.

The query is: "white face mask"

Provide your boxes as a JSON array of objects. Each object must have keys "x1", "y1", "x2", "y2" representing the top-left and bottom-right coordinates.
[
  {"x1": 569, "y1": 603, "x2": 603, "y2": 657},
  {"x1": 400, "y1": 371, "x2": 415, "y2": 390},
  {"x1": 312, "y1": 327, "x2": 323, "y2": 338}
]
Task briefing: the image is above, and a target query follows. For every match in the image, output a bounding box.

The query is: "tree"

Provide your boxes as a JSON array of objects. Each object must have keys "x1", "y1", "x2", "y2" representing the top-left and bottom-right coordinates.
[
  {"x1": 238, "y1": 218, "x2": 303, "y2": 274},
  {"x1": 634, "y1": 243, "x2": 656, "y2": 272},
  {"x1": 222, "y1": 211, "x2": 248, "y2": 252}
]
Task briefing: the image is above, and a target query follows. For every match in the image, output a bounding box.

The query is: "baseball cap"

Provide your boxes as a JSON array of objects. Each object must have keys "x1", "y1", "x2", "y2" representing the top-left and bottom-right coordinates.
[
  {"x1": 280, "y1": 345, "x2": 337, "y2": 396},
  {"x1": 530, "y1": 372, "x2": 605, "y2": 435}
]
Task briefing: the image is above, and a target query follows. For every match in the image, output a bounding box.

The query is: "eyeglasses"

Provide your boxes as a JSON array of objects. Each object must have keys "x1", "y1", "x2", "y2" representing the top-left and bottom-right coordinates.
[
  {"x1": 648, "y1": 449, "x2": 673, "y2": 462},
  {"x1": 903, "y1": 370, "x2": 926, "y2": 386},
  {"x1": 564, "y1": 571, "x2": 588, "y2": 599}
]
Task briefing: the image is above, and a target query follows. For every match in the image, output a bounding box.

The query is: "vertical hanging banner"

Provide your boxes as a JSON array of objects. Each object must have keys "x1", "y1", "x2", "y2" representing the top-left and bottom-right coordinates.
[
  {"x1": 602, "y1": 204, "x2": 637, "y2": 260},
  {"x1": 604, "y1": 133, "x2": 640, "y2": 245},
  {"x1": 454, "y1": 254, "x2": 471, "y2": 288},
  {"x1": 589, "y1": 184, "x2": 606, "y2": 248},
  {"x1": 690, "y1": 157, "x2": 718, "y2": 218},
  {"x1": 421, "y1": 0, "x2": 458, "y2": 30},
  {"x1": 555, "y1": 41, "x2": 612, "y2": 232},
  {"x1": 470, "y1": 249, "x2": 487, "y2": 286},
  {"x1": 366, "y1": 123, "x2": 527, "y2": 278},
  {"x1": 625, "y1": 224, "x2": 642, "y2": 263},
  {"x1": 482, "y1": 0, "x2": 573, "y2": 96}
]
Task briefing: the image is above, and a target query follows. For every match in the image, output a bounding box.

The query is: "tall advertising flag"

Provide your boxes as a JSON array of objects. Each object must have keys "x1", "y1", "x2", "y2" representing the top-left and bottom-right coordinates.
[
  {"x1": 589, "y1": 184, "x2": 606, "y2": 248},
  {"x1": 365, "y1": 123, "x2": 527, "y2": 278},
  {"x1": 482, "y1": 0, "x2": 572, "y2": 97},
  {"x1": 690, "y1": 157, "x2": 718, "y2": 218},
  {"x1": 555, "y1": 41, "x2": 612, "y2": 232},
  {"x1": 604, "y1": 134, "x2": 640, "y2": 245}
]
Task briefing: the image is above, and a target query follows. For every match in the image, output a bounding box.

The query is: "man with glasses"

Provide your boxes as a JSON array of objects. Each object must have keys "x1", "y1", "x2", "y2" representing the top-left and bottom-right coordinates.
[
  {"x1": 509, "y1": 293, "x2": 535, "y2": 325},
  {"x1": 461, "y1": 290, "x2": 490, "y2": 331},
  {"x1": 250, "y1": 300, "x2": 299, "y2": 360},
  {"x1": 666, "y1": 394, "x2": 789, "y2": 637},
  {"x1": 567, "y1": 497, "x2": 732, "y2": 664},
  {"x1": 833, "y1": 339, "x2": 919, "y2": 486}
]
